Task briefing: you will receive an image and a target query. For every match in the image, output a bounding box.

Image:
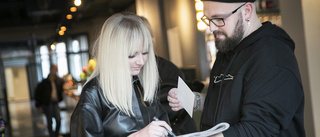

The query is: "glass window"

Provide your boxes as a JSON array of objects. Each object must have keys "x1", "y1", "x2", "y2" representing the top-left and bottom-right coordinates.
[
  {"x1": 37, "y1": 35, "x2": 89, "y2": 82},
  {"x1": 68, "y1": 35, "x2": 89, "y2": 81},
  {"x1": 56, "y1": 42, "x2": 68, "y2": 77},
  {"x1": 40, "y1": 45, "x2": 50, "y2": 78},
  {"x1": 39, "y1": 42, "x2": 69, "y2": 79},
  {"x1": 70, "y1": 40, "x2": 83, "y2": 81}
]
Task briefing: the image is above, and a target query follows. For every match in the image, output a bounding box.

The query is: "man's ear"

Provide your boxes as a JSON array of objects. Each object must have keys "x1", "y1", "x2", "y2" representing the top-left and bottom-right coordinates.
[{"x1": 243, "y1": 2, "x2": 253, "y2": 21}]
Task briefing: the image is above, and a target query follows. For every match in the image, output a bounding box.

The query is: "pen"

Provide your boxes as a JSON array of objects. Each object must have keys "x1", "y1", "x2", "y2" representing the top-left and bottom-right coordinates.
[{"x1": 153, "y1": 117, "x2": 176, "y2": 137}]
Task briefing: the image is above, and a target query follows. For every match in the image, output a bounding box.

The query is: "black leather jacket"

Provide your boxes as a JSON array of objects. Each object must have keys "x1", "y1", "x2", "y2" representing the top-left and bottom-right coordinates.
[{"x1": 71, "y1": 76, "x2": 169, "y2": 137}]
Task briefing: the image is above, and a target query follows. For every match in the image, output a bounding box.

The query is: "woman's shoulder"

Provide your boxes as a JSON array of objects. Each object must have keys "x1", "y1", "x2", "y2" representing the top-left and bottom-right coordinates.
[
  {"x1": 77, "y1": 77, "x2": 103, "y2": 103},
  {"x1": 77, "y1": 77, "x2": 112, "y2": 110}
]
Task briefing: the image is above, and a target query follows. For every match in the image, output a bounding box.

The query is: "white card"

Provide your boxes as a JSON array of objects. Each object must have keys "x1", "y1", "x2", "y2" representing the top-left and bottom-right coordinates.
[{"x1": 177, "y1": 76, "x2": 195, "y2": 117}]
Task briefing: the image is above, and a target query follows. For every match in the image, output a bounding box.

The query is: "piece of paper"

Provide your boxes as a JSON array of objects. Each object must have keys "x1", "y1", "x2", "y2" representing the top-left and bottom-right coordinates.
[
  {"x1": 177, "y1": 76, "x2": 195, "y2": 117},
  {"x1": 177, "y1": 122, "x2": 230, "y2": 137}
]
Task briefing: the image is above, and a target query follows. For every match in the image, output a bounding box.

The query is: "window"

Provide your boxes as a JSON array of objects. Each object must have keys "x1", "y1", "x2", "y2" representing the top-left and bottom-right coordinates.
[
  {"x1": 68, "y1": 35, "x2": 89, "y2": 81},
  {"x1": 37, "y1": 34, "x2": 89, "y2": 81},
  {"x1": 56, "y1": 42, "x2": 68, "y2": 77},
  {"x1": 39, "y1": 45, "x2": 50, "y2": 78},
  {"x1": 39, "y1": 42, "x2": 69, "y2": 78}
]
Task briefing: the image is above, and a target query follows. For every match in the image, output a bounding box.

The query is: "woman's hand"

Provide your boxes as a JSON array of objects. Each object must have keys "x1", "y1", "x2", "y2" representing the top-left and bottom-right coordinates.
[
  {"x1": 129, "y1": 121, "x2": 172, "y2": 137},
  {"x1": 167, "y1": 88, "x2": 183, "y2": 111}
]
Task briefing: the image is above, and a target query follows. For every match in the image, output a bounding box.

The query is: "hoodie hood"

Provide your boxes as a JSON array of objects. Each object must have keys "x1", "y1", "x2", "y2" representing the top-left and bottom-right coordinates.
[{"x1": 233, "y1": 21, "x2": 295, "y2": 54}]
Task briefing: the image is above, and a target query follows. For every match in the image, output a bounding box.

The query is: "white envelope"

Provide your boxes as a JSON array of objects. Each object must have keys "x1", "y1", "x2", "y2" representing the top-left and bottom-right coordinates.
[{"x1": 177, "y1": 76, "x2": 195, "y2": 118}]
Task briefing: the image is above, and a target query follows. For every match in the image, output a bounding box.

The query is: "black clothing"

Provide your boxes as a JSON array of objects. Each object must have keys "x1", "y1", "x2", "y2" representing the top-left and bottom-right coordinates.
[
  {"x1": 42, "y1": 101, "x2": 61, "y2": 137},
  {"x1": 201, "y1": 22, "x2": 305, "y2": 137},
  {"x1": 34, "y1": 75, "x2": 64, "y2": 107},
  {"x1": 70, "y1": 76, "x2": 169, "y2": 137},
  {"x1": 34, "y1": 74, "x2": 64, "y2": 137},
  {"x1": 156, "y1": 56, "x2": 198, "y2": 135}
]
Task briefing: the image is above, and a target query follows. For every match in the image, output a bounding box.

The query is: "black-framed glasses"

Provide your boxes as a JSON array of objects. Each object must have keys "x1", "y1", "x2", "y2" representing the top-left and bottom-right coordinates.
[{"x1": 201, "y1": 3, "x2": 246, "y2": 27}]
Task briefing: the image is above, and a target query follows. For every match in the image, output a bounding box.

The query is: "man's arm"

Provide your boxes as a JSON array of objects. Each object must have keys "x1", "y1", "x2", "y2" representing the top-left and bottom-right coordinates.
[
  {"x1": 167, "y1": 88, "x2": 207, "y2": 112},
  {"x1": 193, "y1": 92, "x2": 206, "y2": 111}
]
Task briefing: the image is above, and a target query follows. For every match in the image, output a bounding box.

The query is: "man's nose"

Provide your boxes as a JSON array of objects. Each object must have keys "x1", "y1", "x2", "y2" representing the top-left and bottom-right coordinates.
[{"x1": 209, "y1": 22, "x2": 220, "y2": 32}]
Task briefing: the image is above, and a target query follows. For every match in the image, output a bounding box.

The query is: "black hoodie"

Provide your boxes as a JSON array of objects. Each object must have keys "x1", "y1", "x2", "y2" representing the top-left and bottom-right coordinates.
[{"x1": 200, "y1": 22, "x2": 305, "y2": 137}]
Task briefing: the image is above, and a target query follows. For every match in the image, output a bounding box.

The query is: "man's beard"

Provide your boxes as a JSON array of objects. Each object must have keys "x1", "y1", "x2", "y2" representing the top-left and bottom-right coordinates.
[{"x1": 213, "y1": 16, "x2": 245, "y2": 53}]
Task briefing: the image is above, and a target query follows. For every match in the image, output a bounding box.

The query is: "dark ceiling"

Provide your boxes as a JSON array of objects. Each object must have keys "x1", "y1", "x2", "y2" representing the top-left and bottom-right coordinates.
[{"x1": 0, "y1": 0, "x2": 135, "y2": 48}]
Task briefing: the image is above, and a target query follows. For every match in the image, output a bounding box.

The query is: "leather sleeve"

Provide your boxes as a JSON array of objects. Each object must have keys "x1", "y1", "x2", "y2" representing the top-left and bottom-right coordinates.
[
  {"x1": 71, "y1": 83, "x2": 106, "y2": 137},
  {"x1": 56, "y1": 77, "x2": 65, "y2": 102}
]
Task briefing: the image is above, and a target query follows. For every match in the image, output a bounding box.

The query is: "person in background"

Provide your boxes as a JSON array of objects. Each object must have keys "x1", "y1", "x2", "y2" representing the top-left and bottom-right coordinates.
[
  {"x1": 70, "y1": 12, "x2": 172, "y2": 137},
  {"x1": 34, "y1": 64, "x2": 64, "y2": 137},
  {"x1": 156, "y1": 56, "x2": 199, "y2": 135},
  {"x1": 139, "y1": 16, "x2": 199, "y2": 135},
  {"x1": 167, "y1": 0, "x2": 305, "y2": 137}
]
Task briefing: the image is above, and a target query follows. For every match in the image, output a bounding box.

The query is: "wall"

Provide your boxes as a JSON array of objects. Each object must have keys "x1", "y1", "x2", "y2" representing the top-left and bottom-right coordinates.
[
  {"x1": 280, "y1": 0, "x2": 320, "y2": 136},
  {"x1": 164, "y1": 0, "x2": 203, "y2": 80},
  {"x1": 172, "y1": 0, "x2": 199, "y2": 68},
  {"x1": 5, "y1": 68, "x2": 14, "y2": 100},
  {"x1": 136, "y1": 0, "x2": 204, "y2": 80},
  {"x1": 136, "y1": 0, "x2": 169, "y2": 60},
  {"x1": 302, "y1": 0, "x2": 320, "y2": 136},
  {"x1": 5, "y1": 67, "x2": 30, "y2": 102}
]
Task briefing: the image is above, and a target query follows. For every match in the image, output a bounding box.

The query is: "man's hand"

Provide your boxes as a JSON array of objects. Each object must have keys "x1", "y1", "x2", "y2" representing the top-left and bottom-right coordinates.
[{"x1": 167, "y1": 88, "x2": 183, "y2": 111}]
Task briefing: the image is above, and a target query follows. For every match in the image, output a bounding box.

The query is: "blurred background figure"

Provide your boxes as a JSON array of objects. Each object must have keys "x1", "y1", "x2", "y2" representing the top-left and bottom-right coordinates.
[
  {"x1": 140, "y1": 15, "x2": 203, "y2": 135},
  {"x1": 156, "y1": 56, "x2": 200, "y2": 135},
  {"x1": 34, "y1": 64, "x2": 64, "y2": 137}
]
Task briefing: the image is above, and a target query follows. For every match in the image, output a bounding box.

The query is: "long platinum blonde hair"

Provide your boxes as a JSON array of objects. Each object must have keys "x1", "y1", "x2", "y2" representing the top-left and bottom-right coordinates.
[{"x1": 87, "y1": 12, "x2": 159, "y2": 117}]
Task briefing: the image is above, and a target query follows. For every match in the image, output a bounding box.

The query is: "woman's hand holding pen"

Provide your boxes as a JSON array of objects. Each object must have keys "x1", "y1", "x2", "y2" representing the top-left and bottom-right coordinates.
[
  {"x1": 128, "y1": 121, "x2": 172, "y2": 137},
  {"x1": 167, "y1": 88, "x2": 183, "y2": 111}
]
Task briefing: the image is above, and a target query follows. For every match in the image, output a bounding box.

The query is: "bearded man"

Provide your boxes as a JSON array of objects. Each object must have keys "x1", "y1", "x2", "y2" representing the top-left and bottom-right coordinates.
[{"x1": 167, "y1": 0, "x2": 305, "y2": 136}]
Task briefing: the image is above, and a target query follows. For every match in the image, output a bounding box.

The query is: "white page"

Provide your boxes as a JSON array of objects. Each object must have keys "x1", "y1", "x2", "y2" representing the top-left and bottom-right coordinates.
[
  {"x1": 177, "y1": 122, "x2": 230, "y2": 137},
  {"x1": 177, "y1": 76, "x2": 195, "y2": 117}
]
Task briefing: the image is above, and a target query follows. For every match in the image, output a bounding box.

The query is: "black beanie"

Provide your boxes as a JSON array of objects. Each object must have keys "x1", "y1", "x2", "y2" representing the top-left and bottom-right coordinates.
[{"x1": 201, "y1": 0, "x2": 256, "y2": 2}]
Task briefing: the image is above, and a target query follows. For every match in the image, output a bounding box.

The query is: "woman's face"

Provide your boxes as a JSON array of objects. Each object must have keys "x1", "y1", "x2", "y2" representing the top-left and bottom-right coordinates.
[{"x1": 128, "y1": 45, "x2": 149, "y2": 76}]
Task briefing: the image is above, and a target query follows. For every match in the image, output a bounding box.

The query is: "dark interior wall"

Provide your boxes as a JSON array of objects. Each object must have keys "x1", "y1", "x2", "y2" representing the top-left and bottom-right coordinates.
[
  {"x1": 136, "y1": 0, "x2": 170, "y2": 60},
  {"x1": 136, "y1": 0, "x2": 209, "y2": 81},
  {"x1": 162, "y1": 0, "x2": 205, "y2": 80}
]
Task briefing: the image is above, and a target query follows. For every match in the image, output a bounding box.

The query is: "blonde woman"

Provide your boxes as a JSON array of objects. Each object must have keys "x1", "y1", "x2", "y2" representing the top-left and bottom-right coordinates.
[{"x1": 71, "y1": 12, "x2": 172, "y2": 137}]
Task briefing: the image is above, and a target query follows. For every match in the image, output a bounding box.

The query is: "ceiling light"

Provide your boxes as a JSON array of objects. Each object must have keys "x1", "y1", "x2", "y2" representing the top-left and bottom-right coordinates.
[
  {"x1": 197, "y1": 21, "x2": 207, "y2": 31},
  {"x1": 60, "y1": 26, "x2": 66, "y2": 31},
  {"x1": 195, "y1": 2, "x2": 203, "y2": 11},
  {"x1": 196, "y1": 12, "x2": 203, "y2": 21},
  {"x1": 70, "y1": 7, "x2": 77, "y2": 12},
  {"x1": 51, "y1": 43, "x2": 56, "y2": 50},
  {"x1": 74, "y1": 0, "x2": 82, "y2": 6},
  {"x1": 59, "y1": 30, "x2": 65, "y2": 36},
  {"x1": 66, "y1": 14, "x2": 73, "y2": 20}
]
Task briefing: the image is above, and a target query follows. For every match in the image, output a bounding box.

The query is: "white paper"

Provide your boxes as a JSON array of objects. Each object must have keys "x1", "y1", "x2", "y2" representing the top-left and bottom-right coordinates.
[
  {"x1": 177, "y1": 122, "x2": 230, "y2": 137},
  {"x1": 177, "y1": 76, "x2": 195, "y2": 117}
]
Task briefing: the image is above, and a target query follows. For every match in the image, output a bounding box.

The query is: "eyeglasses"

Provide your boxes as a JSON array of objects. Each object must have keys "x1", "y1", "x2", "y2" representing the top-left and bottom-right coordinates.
[{"x1": 201, "y1": 3, "x2": 246, "y2": 27}]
